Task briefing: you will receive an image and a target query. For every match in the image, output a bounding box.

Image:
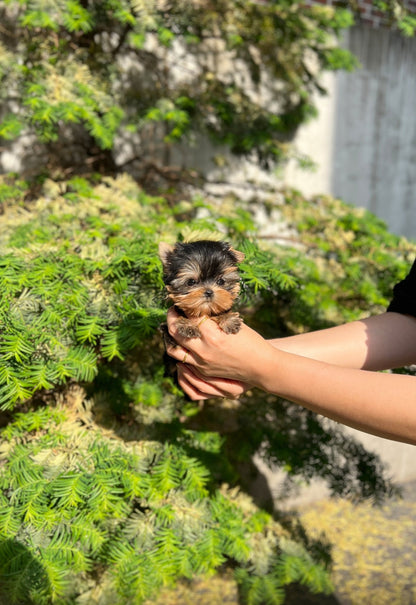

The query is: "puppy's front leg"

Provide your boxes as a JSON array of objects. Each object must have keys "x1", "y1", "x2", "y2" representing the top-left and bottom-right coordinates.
[
  {"x1": 176, "y1": 317, "x2": 202, "y2": 339},
  {"x1": 213, "y1": 312, "x2": 242, "y2": 334}
]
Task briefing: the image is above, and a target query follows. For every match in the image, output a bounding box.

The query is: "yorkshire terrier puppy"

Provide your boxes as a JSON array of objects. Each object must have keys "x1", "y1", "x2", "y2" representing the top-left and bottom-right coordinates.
[{"x1": 159, "y1": 240, "x2": 245, "y2": 339}]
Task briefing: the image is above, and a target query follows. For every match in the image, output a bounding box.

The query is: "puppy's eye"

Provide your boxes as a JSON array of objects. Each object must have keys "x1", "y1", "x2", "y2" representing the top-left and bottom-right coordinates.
[
  {"x1": 216, "y1": 278, "x2": 225, "y2": 286},
  {"x1": 186, "y1": 278, "x2": 197, "y2": 287}
]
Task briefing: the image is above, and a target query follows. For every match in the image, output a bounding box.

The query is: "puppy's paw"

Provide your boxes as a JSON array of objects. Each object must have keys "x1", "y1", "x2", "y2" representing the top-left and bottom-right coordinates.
[
  {"x1": 176, "y1": 318, "x2": 202, "y2": 339},
  {"x1": 215, "y1": 312, "x2": 242, "y2": 334}
]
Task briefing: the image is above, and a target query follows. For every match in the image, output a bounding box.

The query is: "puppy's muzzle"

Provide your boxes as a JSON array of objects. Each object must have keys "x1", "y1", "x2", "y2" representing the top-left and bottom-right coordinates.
[{"x1": 204, "y1": 289, "x2": 214, "y2": 300}]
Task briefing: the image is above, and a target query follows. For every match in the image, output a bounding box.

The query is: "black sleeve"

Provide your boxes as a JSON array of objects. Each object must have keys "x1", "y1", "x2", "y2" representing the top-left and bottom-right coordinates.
[{"x1": 387, "y1": 260, "x2": 416, "y2": 318}]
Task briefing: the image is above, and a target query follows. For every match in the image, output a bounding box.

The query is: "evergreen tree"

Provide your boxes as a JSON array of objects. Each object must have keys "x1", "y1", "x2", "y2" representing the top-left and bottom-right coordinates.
[
  {"x1": 0, "y1": 174, "x2": 414, "y2": 604},
  {"x1": 0, "y1": 2, "x2": 415, "y2": 603},
  {"x1": 0, "y1": 0, "x2": 358, "y2": 179}
]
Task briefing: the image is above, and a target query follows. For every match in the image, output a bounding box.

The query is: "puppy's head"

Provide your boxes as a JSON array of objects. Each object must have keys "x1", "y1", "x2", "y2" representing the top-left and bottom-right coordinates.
[{"x1": 159, "y1": 240, "x2": 244, "y2": 318}]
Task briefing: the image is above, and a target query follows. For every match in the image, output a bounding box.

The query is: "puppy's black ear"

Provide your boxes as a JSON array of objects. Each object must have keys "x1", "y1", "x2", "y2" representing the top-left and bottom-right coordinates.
[
  {"x1": 230, "y1": 247, "x2": 245, "y2": 263},
  {"x1": 159, "y1": 242, "x2": 174, "y2": 269}
]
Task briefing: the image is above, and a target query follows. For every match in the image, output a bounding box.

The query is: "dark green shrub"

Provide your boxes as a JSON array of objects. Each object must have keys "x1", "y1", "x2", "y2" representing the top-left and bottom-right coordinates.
[
  {"x1": 0, "y1": 174, "x2": 413, "y2": 604},
  {"x1": 1, "y1": 1, "x2": 415, "y2": 602}
]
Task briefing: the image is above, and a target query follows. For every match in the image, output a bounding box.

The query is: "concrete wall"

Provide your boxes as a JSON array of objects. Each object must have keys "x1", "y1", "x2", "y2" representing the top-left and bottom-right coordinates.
[
  {"x1": 284, "y1": 24, "x2": 416, "y2": 241},
  {"x1": 274, "y1": 24, "x2": 416, "y2": 500}
]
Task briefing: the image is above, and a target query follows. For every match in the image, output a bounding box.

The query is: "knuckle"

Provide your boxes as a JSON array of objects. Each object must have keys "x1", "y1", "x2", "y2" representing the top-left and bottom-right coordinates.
[
  {"x1": 165, "y1": 343, "x2": 175, "y2": 356},
  {"x1": 206, "y1": 329, "x2": 221, "y2": 347},
  {"x1": 167, "y1": 323, "x2": 176, "y2": 338}
]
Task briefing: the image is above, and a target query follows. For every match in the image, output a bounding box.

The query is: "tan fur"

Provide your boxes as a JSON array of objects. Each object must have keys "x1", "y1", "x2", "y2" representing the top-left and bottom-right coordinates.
[{"x1": 159, "y1": 240, "x2": 244, "y2": 339}]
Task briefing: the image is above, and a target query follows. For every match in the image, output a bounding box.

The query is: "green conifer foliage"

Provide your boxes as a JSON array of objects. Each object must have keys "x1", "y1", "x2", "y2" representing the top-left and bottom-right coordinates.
[
  {"x1": 0, "y1": 174, "x2": 414, "y2": 603},
  {"x1": 0, "y1": 2, "x2": 415, "y2": 603},
  {"x1": 1, "y1": 0, "x2": 412, "y2": 179},
  {"x1": 0, "y1": 0, "x2": 359, "y2": 176}
]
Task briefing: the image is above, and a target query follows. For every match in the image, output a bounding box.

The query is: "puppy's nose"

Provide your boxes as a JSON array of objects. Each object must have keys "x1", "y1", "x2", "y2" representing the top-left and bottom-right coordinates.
[{"x1": 204, "y1": 289, "x2": 214, "y2": 299}]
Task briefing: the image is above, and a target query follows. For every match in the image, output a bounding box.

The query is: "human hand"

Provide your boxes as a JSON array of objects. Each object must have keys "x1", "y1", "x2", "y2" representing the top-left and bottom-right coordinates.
[
  {"x1": 176, "y1": 364, "x2": 248, "y2": 401},
  {"x1": 165, "y1": 307, "x2": 274, "y2": 395}
]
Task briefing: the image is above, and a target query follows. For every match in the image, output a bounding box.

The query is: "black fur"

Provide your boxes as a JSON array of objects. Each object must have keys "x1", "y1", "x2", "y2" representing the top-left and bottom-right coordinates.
[{"x1": 162, "y1": 240, "x2": 241, "y2": 285}]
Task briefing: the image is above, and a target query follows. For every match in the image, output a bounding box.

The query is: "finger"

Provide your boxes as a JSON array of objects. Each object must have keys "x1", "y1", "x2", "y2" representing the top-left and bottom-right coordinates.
[
  {"x1": 178, "y1": 364, "x2": 227, "y2": 398},
  {"x1": 177, "y1": 371, "x2": 211, "y2": 401},
  {"x1": 181, "y1": 364, "x2": 246, "y2": 396},
  {"x1": 166, "y1": 307, "x2": 184, "y2": 340},
  {"x1": 167, "y1": 306, "x2": 181, "y2": 323},
  {"x1": 165, "y1": 308, "x2": 182, "y2": 343},
  {"x1": 165, "y1": 343, "x2": 197, "y2": 365},
  {"x1": 183, "y1": 365, "x2": 244, "y2": 396},
  {"x1": 179, "y1": 365, "x2": 247, "y2": 401}
]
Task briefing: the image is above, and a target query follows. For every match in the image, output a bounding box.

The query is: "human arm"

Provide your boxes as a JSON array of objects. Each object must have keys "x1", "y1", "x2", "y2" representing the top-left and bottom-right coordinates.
[
  {"x1": 166, "y1": 309, "x2": 416, "y2": 445},
  {"x1": 171, "y1": 310, "x2": 416, "y2": 399},
  {"x1": 269, "y1": 312, "x2": 416, "y2": 371}
]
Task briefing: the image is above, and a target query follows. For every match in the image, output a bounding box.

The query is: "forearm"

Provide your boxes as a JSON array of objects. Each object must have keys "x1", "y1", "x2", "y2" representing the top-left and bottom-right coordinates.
[
  {"x1": 251, "y1": 345, "x2": 416, "y2": 445},
  {"x1": 166, "y1": 308, "x2": 416, "y2": 444},
  {"x1": 269, "y1": 312, "x2": 416, "y2": 371}
]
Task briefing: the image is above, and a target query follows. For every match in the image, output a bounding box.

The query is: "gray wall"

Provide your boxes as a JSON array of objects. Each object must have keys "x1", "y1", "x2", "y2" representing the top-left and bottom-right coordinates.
[
  {"x1": 333, "y1": 25, "x2": 416, "y2": 239},
  {"x1": 285, "y1": 24, "x2": 416, "y2": 241}
]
